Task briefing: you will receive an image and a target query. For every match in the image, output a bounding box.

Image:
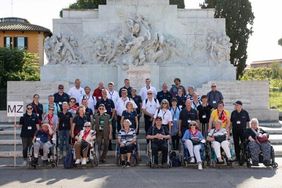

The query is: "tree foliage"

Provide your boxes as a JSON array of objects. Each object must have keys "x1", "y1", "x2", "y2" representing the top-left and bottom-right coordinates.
[
  {"x1": 202, "y1": 0, "x2": 255, "y2": 79},
  {"x1": 170, "y1": 0, "x2": 185, "y2": 8},
  {"x1": 0, "y1": 48, "x2": 39, "y2": 88},
  {"x1": 278, "y1": 38, "x2": 282, "y2": 47}
]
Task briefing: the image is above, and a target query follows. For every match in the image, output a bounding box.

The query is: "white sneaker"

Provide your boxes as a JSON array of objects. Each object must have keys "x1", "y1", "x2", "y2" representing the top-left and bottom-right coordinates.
[
  {"x1": 198, "y1": 163, "x2": 203, "y2": 170},
  {"x1": 81, "y1": 158, "x2": 87, "y2": 165},
  {"x1": 75, "y1": 159, "x2": 81, "y2": 164},
  {"x1": 22, "y1": 160, "x2": 27, "y2": 166},
  {"x1": 190, "y1": 157, "x2": 195, "y2": 163}
]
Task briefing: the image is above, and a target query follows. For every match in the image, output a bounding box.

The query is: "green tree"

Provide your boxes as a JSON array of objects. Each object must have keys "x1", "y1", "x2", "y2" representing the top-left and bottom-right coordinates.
[
  {"x1": 170, "y1": 0, "x2": 185, "y2": 8},
  {"x1": 202, "y1": 0, "x2": 255, "y2": 79},
  {"x1": 278, "y1": 38, "x2": 282, "y2": 47}
]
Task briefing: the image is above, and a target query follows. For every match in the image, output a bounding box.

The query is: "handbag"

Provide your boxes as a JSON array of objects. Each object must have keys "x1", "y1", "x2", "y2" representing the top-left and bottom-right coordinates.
[
  {"x1": 257, "y1": 135, "x2": 268, "y2": 143},
  {"x1": 214, "y1": 135, "x2": 226, "y2": 143}
]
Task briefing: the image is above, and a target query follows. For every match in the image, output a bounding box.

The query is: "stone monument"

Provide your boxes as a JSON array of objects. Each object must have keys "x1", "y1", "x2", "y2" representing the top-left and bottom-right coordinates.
[{"x1": 41, "y1": 0, "x2": 236, "y2": 89}]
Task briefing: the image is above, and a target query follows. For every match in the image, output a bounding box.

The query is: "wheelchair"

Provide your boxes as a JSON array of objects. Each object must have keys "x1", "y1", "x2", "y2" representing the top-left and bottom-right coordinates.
[
  {"x1": 239, "y1": 141, "x2": 278, "y2": 169},
  {"x1": 179, "y1": 140, "x2": 206, "y2": 168},
  {"x1": 206, "y1": 137, "x2": 236, "y2": 168},
  {"x1": 115, "y1": 142, "x2": 140, "y2": 167},
  {"x1": 28, "y1": 139, "x2": 58, "y2": 169},
  {"x1": 73, "y1": 141, "x2": 99, "y2": 168},
  {"x1": 147, "y1": 140, "x2": 172, "y2": 168}
]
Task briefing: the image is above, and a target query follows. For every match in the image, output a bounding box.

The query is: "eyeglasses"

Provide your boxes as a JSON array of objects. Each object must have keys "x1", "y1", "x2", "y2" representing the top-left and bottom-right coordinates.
[
  {"x1": 98, "y1": 107, "x2": 105, "y2": 110},
  {"x1": 147, "y1": 93, "x2": 152, "y2": 95},
  {"x1": 211, "y1": 86, "x2": 216, "y2": 88},
  {"x1": 70, "y1": 100, "x2": 76, "y2": 103},
  {"x1": 27, "y1": 107, "x2": 33, "y2": 110},
  {"x1": 59, "y1": 87, "x2": 64, "y2": 90},
  {"x1": 190, "y1": 124, "x2": 196, "y2": 126},
  {"x1": 49, "y1": 109, "x2": 54, "y2": 111},
  {"x1": 84, "y1": 126, "x2": 91, "y2": 128}
]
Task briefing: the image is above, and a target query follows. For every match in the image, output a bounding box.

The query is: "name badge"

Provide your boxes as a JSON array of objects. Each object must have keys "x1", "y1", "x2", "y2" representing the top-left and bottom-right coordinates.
[
  {"x1": 202, "y1": 115, "x2": 206, "y2": 119},
  {"x1": 174, "y1": 118, "x2": 178, "y2": 121},
  {"x1": 212, "y1": 101, "x2": 216, "y2": 104},
  {"x1": 188, "y1": 120, "x2": 191, "y2": 123},
  {"x1": 27, "y1": 126, "x2": 32, "y2": 130},
  {"x1": 237, "y1": 121, "x2": 241, "y2": 124},
  {"x1": 36, "y1": 138, "x2": 40, "y2": 141},
  {"x1": 59, "y1": 102, "x2": 62, "y2": 105},
  {"x1": 179, "y1": 105, "x2": 182, "y2": 109},
  {"x1": 37, "y1": 114, "x2": 39, "y2": 117}
]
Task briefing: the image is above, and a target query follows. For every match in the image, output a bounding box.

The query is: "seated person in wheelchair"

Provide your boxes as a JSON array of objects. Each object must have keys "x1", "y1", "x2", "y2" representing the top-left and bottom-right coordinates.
[
  {"x1": 74, "y1": 122, "x2": 96, "y2": 165},
  {"x1": 118, "y1": 119, "x2": 137, "y2": 167},
  {"x1": 182, "y1": 121, "x2": 205, "y2": 170},
  {"x1": 207, "y1": 120, "x2": 232, "y2": 163},
  {"x1": 245, "y1": 118, "x2": 271, "y2": 166},
  {"x1": 146, "y1": 116, "x2": 171, "y2": 167},
  {"x1": 33, "y1": 123, "x2": 54, "y2": 165}
]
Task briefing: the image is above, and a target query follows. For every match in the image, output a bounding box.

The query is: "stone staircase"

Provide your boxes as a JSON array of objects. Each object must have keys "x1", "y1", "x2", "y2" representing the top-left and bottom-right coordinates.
[{"x1": 1, "y1": 121, "x2": 282, "y2": 166}]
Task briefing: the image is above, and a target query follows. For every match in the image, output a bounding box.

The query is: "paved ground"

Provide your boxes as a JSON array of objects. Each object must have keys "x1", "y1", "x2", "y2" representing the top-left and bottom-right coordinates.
[{"x1": 0, "y1": 159, "x2": 281, "y2": 188}]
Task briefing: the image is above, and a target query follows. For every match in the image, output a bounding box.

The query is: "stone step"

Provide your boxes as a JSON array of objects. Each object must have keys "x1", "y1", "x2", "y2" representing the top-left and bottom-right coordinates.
[
  {"x1": 260, "y1": 126, "x2": 282, "y2": 134},
  {"x1": 268, "y1": 135, "x2": 282, "y2": 145}
]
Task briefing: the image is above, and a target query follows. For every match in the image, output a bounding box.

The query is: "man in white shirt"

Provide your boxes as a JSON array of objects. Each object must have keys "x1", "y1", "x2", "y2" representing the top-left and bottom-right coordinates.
[
  {"x1": 142, "y1": 90, "x2": 160, "y2": 133},
  {"x1": 68, "y1": 79, "x2": 85, "y2": 104},
  {"x1": 139, "y1": 78, "x2": 157, "y2": 101},
  {"x1": 116, "y1": 89, "x2": 137, "y2": 131},
  {"x1": 107, "y1": 82, "x2": 119, "y2": 107},
  {"x1": 83, "y1": 86, "x2": 96, "y2": 112}
]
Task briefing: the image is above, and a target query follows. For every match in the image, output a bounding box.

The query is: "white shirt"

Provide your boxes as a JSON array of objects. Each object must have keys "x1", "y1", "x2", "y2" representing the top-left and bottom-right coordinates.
[
  {"x1": 107, "y1": 90, "x2": 119, "y2": 107},
  {"x1": 68, "y1": 86, "x2": 85, "y2": 103},
  {"x1": 154, "y1": 109, "x2": 172, "y2": 125},
  {"x1": 116, "y1": 97, "x2": 137, "y2": 116},
  {"x1": 142, "y1": 98, "x2": 160, "y2": 115},
  {"x1": 83, "y1": 94, "x2": 97, "y2": 112},
  {"x1": 139, "y1": 85, "x2": 157, "y2": 101}
]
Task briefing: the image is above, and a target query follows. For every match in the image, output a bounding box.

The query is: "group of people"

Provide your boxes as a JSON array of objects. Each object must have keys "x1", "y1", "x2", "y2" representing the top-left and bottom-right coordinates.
[{"x1": 18, "y1": 78, "x2": 273, "y2": 169}]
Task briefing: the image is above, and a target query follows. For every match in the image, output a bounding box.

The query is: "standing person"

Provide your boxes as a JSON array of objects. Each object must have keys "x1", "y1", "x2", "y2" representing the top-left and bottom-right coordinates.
[
  {"x1": 131, "y1": 88, "x2": 142, "y2": 134},
  {"x1": 68, "y1": 97, "x2": 78, "y2": 117},
  {"x1": 31, "y1": 94, "x2": 43, "y2": 124},
  {"x1": 84, "y1": 86, "x2": 96, "y2": 112},
  {"x1": 81, "y1": 98, "x2": 93, "y2": 122},
  {"x1": 139, "y1": 78, "x2": 157, "y2": 101},
  {"x1": 94, "y1": 104, "x2": 112, "y2": 163},
  {"x1": 119, "y1": 78, "x2": 133, "y2": 98},
  {"x1": 18, "y1": 104, "x2": 40, "y2": 166},
  {"x1": 68, "y1": 78, "x2": 85, "y2": 105},
  {"x1": 207, "y1": 83, "x2": 224, "y2": 109},
  {"x1": 93, "y1": 82, "x2": 104, "y2": 101},
  {"x1": 153, "y1": 99, "x2": 172, "y2": 131},
  {"x1": 54, "y1": 84, "x2": 70, "y2": 111},
  {"x1": 142, "y1": 90, "x2": 160, "y2": 134},
  {"x1": 121, "y1": 101, "x2": 139, "y2": 133},
  {"x1": 157, "y1": 83, "x2": 172, "y2": 106},
  {"x1": 208, "y1": 101, "x2": 231, "y2": 136},
  {"x1": 116, "y1": 89, "x2": 137, "y2": 132},
  {"x1": 71, "y1": 106, "x2": 87, "y2": 143},
  {"x1": 179, "y1": 99, "x2": 199, "y2": 137},
  {"x1": 107, "y1": 82, "x2": 119, "y2": 107},
  {"x1": 169, "y1": 98, "x2": 181, "y2": 150},
  {"x1": 176, "y1": 87, "x2": 187, "y2": 109},
  {"x1": 57, "y1": 102, "x2": 73, "y2": 158},
  {"x1": 231, "y1": 100, "x2": 250, "y2": 163},
  {"x1": 170, "y1": 78, "x2": 186, "y2": 98},
  {"x1": 191, "y1": 93, "x2": 202, "y2": 110},
  {"x1": 197, "y1": 95, "x2": 212, "y2": 137},
  {"x1": 43, "y1": 95, "x2": 60, "y2": 115}
]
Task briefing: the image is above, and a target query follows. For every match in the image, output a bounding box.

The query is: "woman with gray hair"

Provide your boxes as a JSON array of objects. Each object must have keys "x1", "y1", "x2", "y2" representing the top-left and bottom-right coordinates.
[
  {"x1": 153, "y1": 99, "x2": 172, "y2": 131},
  {"x1": 245, "y1": 118, "x2": 271, "y2": 166}
]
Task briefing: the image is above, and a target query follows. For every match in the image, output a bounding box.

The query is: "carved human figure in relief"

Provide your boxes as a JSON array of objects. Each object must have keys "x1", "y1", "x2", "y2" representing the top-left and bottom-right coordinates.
[{"x1": 207, "y1": 33, "x2": 231, "y2": 63}]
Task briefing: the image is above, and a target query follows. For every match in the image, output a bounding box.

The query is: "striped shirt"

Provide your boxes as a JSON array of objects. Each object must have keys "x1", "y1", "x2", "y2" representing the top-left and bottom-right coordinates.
[{"x1": 118, "y1": 128, "x2": 136, "y2": 145}]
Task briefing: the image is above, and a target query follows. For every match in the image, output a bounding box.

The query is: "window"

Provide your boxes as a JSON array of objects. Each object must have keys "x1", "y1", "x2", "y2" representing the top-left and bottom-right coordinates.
[
  {"x1": 4, "y1": 37, "x2": 12, "y2": 48},
  {"x1": 14, "y1": 37, "x2": 28, "y2": 49}
]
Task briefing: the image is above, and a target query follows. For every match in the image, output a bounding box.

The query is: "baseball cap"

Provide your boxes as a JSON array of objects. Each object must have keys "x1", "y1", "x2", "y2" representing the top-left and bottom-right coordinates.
[
  {"x1": 233, "y1": 100, "x2": 243, "y2": 105},
  {"x1": 155, "y1": 116, "x2": 162, "y2": 121}
]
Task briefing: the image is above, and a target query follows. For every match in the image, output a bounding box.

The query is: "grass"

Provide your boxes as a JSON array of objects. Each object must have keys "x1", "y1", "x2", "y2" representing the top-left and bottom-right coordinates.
[{"x1": 269, "y1": 90, "x2": 282, "y2": 112}]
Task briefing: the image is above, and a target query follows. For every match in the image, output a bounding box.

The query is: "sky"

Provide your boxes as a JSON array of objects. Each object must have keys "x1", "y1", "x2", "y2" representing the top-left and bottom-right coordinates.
[{"x1": 0, "y1": 0, "x2": 281, "y2": 64}]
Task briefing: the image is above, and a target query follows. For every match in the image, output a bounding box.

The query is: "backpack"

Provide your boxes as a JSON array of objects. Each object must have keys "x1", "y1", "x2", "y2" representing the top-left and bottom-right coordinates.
[
  {"x1": 64, "y1": 150, "x2": 74, "y2": 169},
  {"x1": 169, "y1": 151, "x2": 181, "y2": 167},
  {"x1": 145, "y1": 98, "x2": 157, "y2": 104}
]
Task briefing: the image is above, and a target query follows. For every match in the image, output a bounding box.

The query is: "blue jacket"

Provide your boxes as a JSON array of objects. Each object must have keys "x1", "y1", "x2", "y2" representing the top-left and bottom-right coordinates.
[{"x1": 182, "y1": 129, "x2": 204, "y2": 142}]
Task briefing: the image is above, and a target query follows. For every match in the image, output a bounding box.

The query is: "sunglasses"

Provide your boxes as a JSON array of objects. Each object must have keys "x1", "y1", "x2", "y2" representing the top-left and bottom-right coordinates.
[
  {"x1": 98, "y1": 108, "x2": 105, "y2": 110},
  {"x1": 147, "y1": 93, "x2": 153, "y2": 95},
  {"x1": 84, "y1": 125, "x2": 91, "y2": 127},
  {"x1": 59, "y1": 87, "x2": 64, "y2": 89},
  {"x1": 27, "y1": 107, "x2": 33, "y2": 110}
]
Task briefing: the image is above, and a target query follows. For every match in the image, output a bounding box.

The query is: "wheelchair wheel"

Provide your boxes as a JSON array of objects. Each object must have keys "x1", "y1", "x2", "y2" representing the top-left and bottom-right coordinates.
[
  {"x1": 272, "y1": 162, "x2": 278, "y2": 169},
  {"x1": 50, "y1": 162, "x2": 56, "y2": 168}
]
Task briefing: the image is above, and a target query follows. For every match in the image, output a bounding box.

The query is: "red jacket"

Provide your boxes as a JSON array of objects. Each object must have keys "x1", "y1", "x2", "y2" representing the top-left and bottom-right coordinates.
[{"x1": 93, "y1": 88, "x2": 103, "y2": 101}]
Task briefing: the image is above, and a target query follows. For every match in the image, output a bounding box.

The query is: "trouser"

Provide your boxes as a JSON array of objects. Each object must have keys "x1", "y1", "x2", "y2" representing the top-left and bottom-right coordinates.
[
  {"x1": 136, "y1": 114, "x2": 141, "y2": 135},
  {"x1": 184, "y1": 140, "x2": 202, "y2": 163},
  {"x1": 111, "y1": 117, "x2": 117, "y2": 139},
  {"x1": 211, "y1": 140, "x2": 231, "y2": 159},
  {"x1": 21, "y1": 137, "x2": 33, "y2": 159},
  {"x1": 144, "y1": 115, "x2": 153, "y2": 134},
  {"x1": 33, "y1": 141, "x2": 52, "y2": 160},
  {"x1": 96, "y1": 131, "x2": 109, "y2": 160},
  {"x1": 74, "y1": 141, "x2": 90, "y2": 159},
  {"x1": 58, "y1": 129, "x2": 70, "y2": 156},
  {"x1": 200, "y1": 122, "x2": 208, "y2": 137},
  {"x1": 151, "y1": 142, "x2": 168, "y2": 165},
  {"x1": 117, "y1": 115, "x2": 122, "y2": 132},
  {"x1": 120, "y1": 144, "x2": 135, "y2": 154},
  {"x1": 232, "y1": 128, "x2": 245, "y2": 160},
  {"x1": 248, "y1": 141, "x2": 271, "y2": 162},
  {"x1": 172, "y1": 135, "x2": 179, "y2": 150}
]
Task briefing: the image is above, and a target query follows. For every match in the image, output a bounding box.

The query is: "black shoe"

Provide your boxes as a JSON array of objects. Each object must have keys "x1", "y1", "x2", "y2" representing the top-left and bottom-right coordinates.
[
  {"x1": 32, "y1": 158, "x2": 38, "y2": 166},
  {"x1": 263, "y1": 160, "x2": 271, "y2": 167},
  {"x1": 100, "y1": 159, "x2": 106, "y2": 163},
  {"x1": 121, "y1": 160, "x2": 126, "y2": 167},
  {"x1": 126, "y1": 161, "x2": 130, "y2": 167},
  {"x1": 252, "y1": 161, "x2": 259, "y2": 166},
  {"x1": 42, "y1": 160, "x2": 48, "y2": 166}
]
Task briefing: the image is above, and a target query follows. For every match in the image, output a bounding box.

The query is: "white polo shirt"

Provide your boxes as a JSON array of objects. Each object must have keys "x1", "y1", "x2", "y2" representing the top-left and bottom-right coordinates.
[
  {"x1": 107, "y1": 90, "x2": 119, "y2": 107},
  {"x1": 139, "y1": 85, "x2": 157, "y2": 101},
  {"x1": 142, "y1": 98, "x2": 160, "y2": 115},
  {"x1": 83, "y1": 94, "x2": 96, "y2": 112},
  {"x1": 116, "y1": 97, "x2": 137, "y2": 116},
  {"x1": 68, "y1": 86, "x2": 85, "y2": 103},
  {"x1": 154, "y1": 108, "x2": 172, "y2": 125}
]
